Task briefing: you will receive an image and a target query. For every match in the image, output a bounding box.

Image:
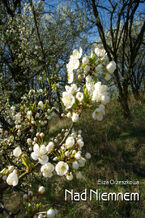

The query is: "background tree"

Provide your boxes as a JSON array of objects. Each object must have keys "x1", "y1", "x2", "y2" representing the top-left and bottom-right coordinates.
[
  {"x1": 0, "y1": 0, "x2": 91, "y2": 129},
  {"x1": 82, "y1": 0, "x2": 145, "y2": 118},
  {"x1": 93, "y1": 19, "x2": 145, "y2": 100}
]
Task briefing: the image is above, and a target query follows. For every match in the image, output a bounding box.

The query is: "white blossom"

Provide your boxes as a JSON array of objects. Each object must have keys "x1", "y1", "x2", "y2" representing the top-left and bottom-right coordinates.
[
  {"x1": 31, "y1": 144, "x2": 48, "y2": 164},
  {"x1": 41, "y1": 162, "x2": 54, "y2": 178},
  {"x1": 92, "y1": 82, "x2": 109, "y2": 103},
  {"x1": 77, "y1": 139, "x2": 84, "y2": 148},
  {"x1": 101, "y1": 94, "x2": 110, "y2": 105},
  {"x1": 13, "y1": 147, "x2": 22, "y2": 157},
  {"x1": 86, "y1": 81, "x2": 95, "y2": 96},
  {"x1": 6, "y1": 170, "x2": 18, "y2": 186},
  {"x1": 92, "y1": 104, "x2": 105, "y2": 121},
  {"x1": 66, "y1": 48, "x2": 82, "y2": 81},
  {"x1": 67, "y1": 57, "x2": 80, "y2": 73},
  {"x1": 65, "y1": 137, "x2": 75, "y2": 149},
  {"x1": 65, "y1": 84, "x2": 79, "y2": 95},
  {"x1": 72, "y1": 48, "x2": 82, "y2": 59},
  {"x1": 62, "y1": 92, "x2": 75, "y2": 109},
  {"x1": 76, "y1": 92, "x2": 84, "y2": 102},
  {"x1": 95, "y1": 48, "x2": 106, "y2": 57},
  {"x1": 55, "y1": 161, "x2": 69, "y2": 176},
  {"x1": 67, "y1": 72, "x2": 74, "y2": 84}
]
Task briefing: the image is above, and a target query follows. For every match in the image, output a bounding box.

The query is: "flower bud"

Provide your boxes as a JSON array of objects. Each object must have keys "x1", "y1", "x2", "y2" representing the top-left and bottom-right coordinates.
[
  {"x1": 106, "y1": 61, "x2": 116, "y2": 73},
  {"x1": 38, "y1": 214, "x2": 43, "y2": 218},
  {"x1": 72, "y1": 113, "x2": 79, "y2": 122},
  {"x1": 86, "y1": 75, "x2": 92, "y2": 83},
  {"x1": 54, "y1": 139, "x2": 58, "y2": 143},
  {"x1": 74, "y1": 152, "x2": 81, "y2": 160},
  {"x1": 27, "y1": 138, "x2": 32, "y2": 145},
  {"x1": 13, "y1": 147, "x2": 22, "y2": 157},
  {"x1": 8, "y1": 166, "x2": 14, "y2": 171},
  {"x1": 38, "y1": 186, "x2": 45, "y2": 195},
  {"x1": 66, "y1": 172, "x2": 73, "y2": 181},
  {"x1": 27, "y1": 111, "x2": 32, "y2": 119},
  {"x1": 85, "y1": 152, "x2": 91, "y2": 159},
  {"x1": 66, "y1": 112, "x2": 71, "y2": 118},
  {"x1": 23, "y1": 194, "x2": 28, "y2": 201},
  {"x1": 28, "y1": 191, "x2": 33, "y2": 196},
  {"x1": 34, "y1": 137, "x2": 37, "y2": 142},
  {"x1": 40, "y1": 132, "x2": 44, "y2": 138},
  {"x1": 46, "y1": 142, "x2": 54, "y2": 153},
  {"x1": 47, "y1": 208, "x2": 56, "y2": 218},
  {"x1": 36, "y1": 132, "x2": 40, "y2": 138},
  {"x1": 84, "y1": 65, "x2": 90, "y2": 73},
  {"x1": 2, "y1": 175, "x2": 7, "y2": 181},
  {"x1": 82, "y1": 56, "x2": 89, "y2": 65},
  {"x1": 76, "y1": 172, "x2": 83, "y2": 179},
  {"x1": 38, "y1": 101, "x2": 44, "y2": 109},
  {"x1": 72, "y1": 161, "x2": 79, "y2": 170}
]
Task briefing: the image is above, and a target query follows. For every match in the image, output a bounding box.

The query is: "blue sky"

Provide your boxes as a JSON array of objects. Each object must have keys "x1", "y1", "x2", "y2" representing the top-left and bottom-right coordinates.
[{"x1": 42, "y1": 0, "x2": 145, "y2": 45}]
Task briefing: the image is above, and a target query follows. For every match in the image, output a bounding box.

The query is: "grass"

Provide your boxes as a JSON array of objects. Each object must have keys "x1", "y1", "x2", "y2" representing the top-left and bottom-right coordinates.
[{"x1": 3, "y1": 96, "x2": 145, "y2": 218}]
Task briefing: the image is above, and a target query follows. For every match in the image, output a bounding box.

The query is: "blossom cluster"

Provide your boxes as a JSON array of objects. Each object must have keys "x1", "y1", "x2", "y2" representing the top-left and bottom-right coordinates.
[
  {"x1": 62, "y1": 47, "x2": 116, "y2": 122},
  {"x1": 0, "y1": 46, "x2": 116, "y2": 217},
  {"x1": 22, "y1": 187, "x2": 58, "y2": 217},
  {"x1": 1, "y1": 129, "x2": 91, "y2": 187},
  {"x1": 1, "y1": 87, "x2": 91, "y2": 187},
  {"x1": 0, "y1": 92, "x2": 91, "y2": 217}
]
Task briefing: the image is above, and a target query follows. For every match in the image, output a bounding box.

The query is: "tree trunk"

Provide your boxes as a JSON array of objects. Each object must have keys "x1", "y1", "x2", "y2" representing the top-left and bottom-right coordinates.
[
  {"x1": 132, "y1": 87, "x2": 140, "y2": 100},
  {"x1": 117, "y1": 77, "x2": 131, "y2": 119},
  {"x1": 119, "y1": 96, "x2": 131, "y2": 119}
]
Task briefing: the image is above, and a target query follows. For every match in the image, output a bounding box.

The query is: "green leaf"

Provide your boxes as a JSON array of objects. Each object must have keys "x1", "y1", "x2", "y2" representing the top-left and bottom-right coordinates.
[
  {"x1": 81, "y1": 63, "x2": 85, "y2": 68},
  {"x1": 52, "y1": 83, "x2": 56, "y2": 89},
  {"x1": 20, "y1": 106, "x2": 24, "y2": 110},
  {"x1": 89, "y1": 54, "x2": 96, "y2": 64},
  {"x1": 21, "y1": 154, "x2": 34, "y2": 169}
]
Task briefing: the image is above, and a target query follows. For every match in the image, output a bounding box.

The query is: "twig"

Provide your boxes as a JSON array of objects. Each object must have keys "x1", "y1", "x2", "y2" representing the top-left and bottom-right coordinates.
[{"x1": 59, "y1": 123, "x2": 74, "y2": 147}]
